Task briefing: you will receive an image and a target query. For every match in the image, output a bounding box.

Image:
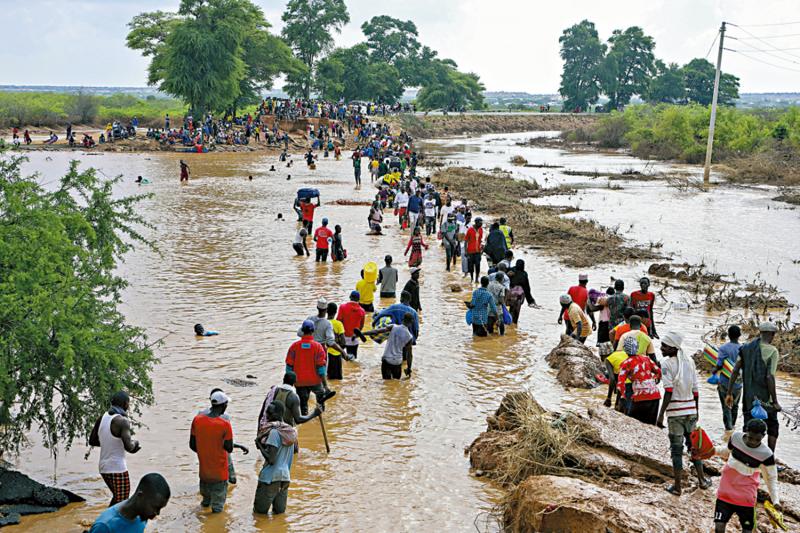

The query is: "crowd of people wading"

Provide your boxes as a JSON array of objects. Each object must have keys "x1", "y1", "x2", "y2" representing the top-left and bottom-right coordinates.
[{"x1": 84, "y1": 100, "x2": 786, "y2": 533}]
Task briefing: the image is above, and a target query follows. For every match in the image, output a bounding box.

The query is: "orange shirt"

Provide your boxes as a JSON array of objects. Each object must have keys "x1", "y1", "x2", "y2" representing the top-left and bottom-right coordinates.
[{"x1": 190, "y1": 414, "x2": 233, "y2": 483}]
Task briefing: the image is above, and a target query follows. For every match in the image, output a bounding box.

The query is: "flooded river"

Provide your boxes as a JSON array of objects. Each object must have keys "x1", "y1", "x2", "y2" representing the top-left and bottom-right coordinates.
[{"x1": 10, "y1": 131, "x2": 800, "y2": 532}]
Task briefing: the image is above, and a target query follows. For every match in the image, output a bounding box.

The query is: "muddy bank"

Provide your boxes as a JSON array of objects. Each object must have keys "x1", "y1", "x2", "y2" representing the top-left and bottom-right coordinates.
[
  {"x1": 0, "y1": 467, "x2": 83, "y2": 526},
  {"x1": 469, "y1": 392, "x2": 800, "y2": 532},
  {"x1": 395, "y1": 113, "x2": 599, "y2": 139},
  {"x1": 546, "y1": 335, "x2": 604, "y2": 389},
  {"x1": 429, "y1": 166, "x2": 660, "y2": 268}
]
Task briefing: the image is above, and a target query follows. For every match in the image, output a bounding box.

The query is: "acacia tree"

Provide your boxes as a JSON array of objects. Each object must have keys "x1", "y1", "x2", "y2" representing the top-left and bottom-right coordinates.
[
  {"x1": 281, "y1": 0, "x2": 350, "y2": 98},
  {"x1": 601, "y1": 26, "x2": 656, "y2": 110},
  {"x1": 559, "y1": 20, "x2": 606, "y2": 112},
  {"x1": 127, "y1": 0, "x2": 297, "y2": 115},
  {"x1": 0, "y1": 151, "x2": 156, "y2": 456}
]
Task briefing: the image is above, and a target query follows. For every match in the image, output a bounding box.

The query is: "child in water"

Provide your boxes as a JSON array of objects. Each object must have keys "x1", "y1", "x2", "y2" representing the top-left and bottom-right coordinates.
[{"x1": 194, "y1": 324, "x2": 219, "y2": 337}]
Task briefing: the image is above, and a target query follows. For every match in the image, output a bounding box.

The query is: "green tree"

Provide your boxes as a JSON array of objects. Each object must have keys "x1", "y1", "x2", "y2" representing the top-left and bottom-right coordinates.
[
  {"x1": 0, "y1": 151, "x2": 156, "y2": 456},
  {"x1": 281, "y1": 0, "x2": 350, "y2": 98},
  {"x1": 361, "y1": 16, "x2": 421, "y2": 65},
  {"x1": 364, "y1": 62, "x2": 403, "y2": 103},
  {"x1": 558, "y1": 20, "x2": 606, "y2": 112},
  {"x1": 600, "y1": 26, "x2": 656, "y2": 110},
  {"x1": 416, "y1": 60, "x2": 485, "y2": 111},
  {"x1": 67, "y1": 91, "x2": 99, "y2": 123},
  {"x1": 127, "y1": 0, "x2": 295, "y2": 116},
  {"x1": 644, "y1": 61, "x2": 685, "y2": 104},
  {"x1": 683, "y1": 58, "x2": 740, "y2": 106}
]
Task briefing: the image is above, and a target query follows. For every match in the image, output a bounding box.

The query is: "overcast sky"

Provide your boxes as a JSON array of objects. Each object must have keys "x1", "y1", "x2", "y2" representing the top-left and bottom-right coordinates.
[{"x1": 2, "y1": 0, "x2": 799, "y2": 92}]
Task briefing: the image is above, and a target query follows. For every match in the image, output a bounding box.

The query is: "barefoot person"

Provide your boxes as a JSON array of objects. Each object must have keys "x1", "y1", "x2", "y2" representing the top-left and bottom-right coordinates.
[
  {"x1": 89, "y1": 391, "x2": 142, "y2": 506},
  {"x1": 88, "y1": 473, "x2": 171, "y2": 533},
  {"x1": 656, "y1": 332, "x2": 710, "y2": 495}
]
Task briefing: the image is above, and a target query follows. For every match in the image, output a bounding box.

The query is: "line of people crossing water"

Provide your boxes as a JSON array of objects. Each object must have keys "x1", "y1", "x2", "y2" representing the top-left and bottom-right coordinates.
[{"x1": 84, "y1": 119, "x2": 787, "y2": 533}]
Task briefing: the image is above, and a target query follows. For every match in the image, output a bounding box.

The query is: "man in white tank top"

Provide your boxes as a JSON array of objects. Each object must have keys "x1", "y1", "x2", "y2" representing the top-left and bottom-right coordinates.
[{"x1": 89, "y1": 391, "x2": 141, "y2": 505}]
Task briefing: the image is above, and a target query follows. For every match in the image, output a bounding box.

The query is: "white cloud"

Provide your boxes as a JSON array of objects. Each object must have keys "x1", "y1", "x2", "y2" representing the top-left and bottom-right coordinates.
[{"x1": 1, "y1": 0, "x2": 798, "y2": 92}]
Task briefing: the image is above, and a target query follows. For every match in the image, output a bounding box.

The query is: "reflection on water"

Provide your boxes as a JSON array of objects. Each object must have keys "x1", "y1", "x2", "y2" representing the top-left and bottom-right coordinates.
[{"x1": 10, "y1": 134, "x2": 800, "y2": 531}]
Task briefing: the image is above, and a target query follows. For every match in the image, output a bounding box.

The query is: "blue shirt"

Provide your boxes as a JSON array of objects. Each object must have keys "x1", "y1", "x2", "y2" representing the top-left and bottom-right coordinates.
[
  {"x1": 407, "y1": 195, "x2": 422, "y2": 213},
  {"x1": 258, "y1": 429, "x2": 295, "y2": 483},
  {"x1": 716, "y1": 341, "x2": 743, "y2": 389},
  {"x1": 373, "y1": 304, "x2": 419, "y2": 340},
  {"x1": 89, "y1": 503, "x2": 146, "y2": 533},
  {"x1": 470, "y1": 287, "x2": 497, "y2": 326}
]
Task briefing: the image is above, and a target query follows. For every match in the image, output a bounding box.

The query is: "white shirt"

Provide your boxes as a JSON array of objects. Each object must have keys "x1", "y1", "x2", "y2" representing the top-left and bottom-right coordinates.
[
  {"x1": 395, "y1": 191, "x2": 409, "y2": 208},
  {"x1": 661, "y1": 355, "x2": 699, "y2": 418},
  {"x1": 439, "y1": 204, "x2": 454, "y2": 222},
  {"x1": 423, "y1": 199, "x2": 436, "y2": 217},
  {"x1": 98, "y1": 412, "x2": 127, "y2": 474}
]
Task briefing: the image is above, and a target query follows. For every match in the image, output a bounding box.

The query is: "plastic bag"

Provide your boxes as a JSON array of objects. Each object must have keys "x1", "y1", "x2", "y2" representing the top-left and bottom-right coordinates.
[
  {"x1": 465, "y1": 309, "x2": 473, "y2": 325},
  {"x1": 690, "y1": 426, "x2": 716, "y2": 460},
  {"x1": 707, "y1": 373, "x2": 720, "y2": 385},
  {"x1": 502, "y1": 305, "x2": 512, "y2": 325},
  {"x1": 751, "y1": 399, "x2": 768, "y2": 420}
]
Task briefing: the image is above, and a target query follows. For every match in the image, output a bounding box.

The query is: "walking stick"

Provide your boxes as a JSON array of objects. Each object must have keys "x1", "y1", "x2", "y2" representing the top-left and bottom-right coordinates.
[{"x1": 318, "y1": 414, "x2": 331, "y2": 454}]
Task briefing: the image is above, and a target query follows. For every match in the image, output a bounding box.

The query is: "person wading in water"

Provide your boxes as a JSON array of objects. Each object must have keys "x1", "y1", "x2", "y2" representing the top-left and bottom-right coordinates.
[
  {"x1": 89, "y1": 391, "x2": 142, "y2": 506},
  {"x1": 87, "y1": 473, "x2": 171, "y2": 533}
]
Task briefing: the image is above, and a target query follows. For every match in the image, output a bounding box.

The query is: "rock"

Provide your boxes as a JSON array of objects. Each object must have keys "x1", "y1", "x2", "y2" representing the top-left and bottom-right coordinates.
[
  {"x1": 504, "y1": 475, "x2": 681, "y2": 533},
  {"x1": 449, "y1": 284, "x2": 462, "y2": 292},
  {"x1": 0, "y1": 468, "x2": 82, "y2": 526},
  {"x1": 545, "y1": 335, "x2": 604, "y2": 388}
]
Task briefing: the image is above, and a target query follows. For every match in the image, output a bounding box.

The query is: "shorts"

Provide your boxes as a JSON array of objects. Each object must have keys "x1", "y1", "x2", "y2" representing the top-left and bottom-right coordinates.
[
  {"x1": 101, "y1": 471, "x2": 130, "y2": 505},
  {"x1": 327, "y1": 353, "x2": 342, "y2": 380},
  {"x1": 379, "y1": 292, "x2": 396, "y2": 298},
  {"x1": 381, "y1": 359, "x2": 402, "y2": 379},
  {"x1": 743, "y1": 409, "x2": 779, "y2": 438},
  {"x1": 359, "y1": 303, "x2": 375, "y2": 312},
  {"x1": 253, "y1": 480, "x2": 290, "y2": 515},
  {"x1": 714, "y1": 498, "x2": 755, "y2": 530}
]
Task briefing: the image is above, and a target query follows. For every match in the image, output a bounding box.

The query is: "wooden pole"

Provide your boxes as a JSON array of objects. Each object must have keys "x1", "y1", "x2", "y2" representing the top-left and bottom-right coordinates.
[
  {"x1": 318, "y1": 413, "x2": 331, "y2": 454},
  {"x1": 703, "y1": 22, "x2": 726, "y2": 189}
]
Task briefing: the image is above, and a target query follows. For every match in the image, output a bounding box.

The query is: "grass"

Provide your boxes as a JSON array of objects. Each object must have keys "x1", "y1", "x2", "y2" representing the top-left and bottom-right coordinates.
[{"x1": 0, "y1": 91, "x2": 187, "y2": 128}]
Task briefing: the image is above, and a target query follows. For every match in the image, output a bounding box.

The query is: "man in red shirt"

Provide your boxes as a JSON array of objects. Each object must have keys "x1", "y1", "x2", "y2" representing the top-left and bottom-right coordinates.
[
  {"x1": 630, "y1": 277, "x2": 658, "y2": 338},
  {"x1": 300, "y1": 196, "x2": 320, "y2": 232},
  {"x1": 558, "y1": 273, "x2": 596, "y2": 335},
  {"x1": 337, "y1": 291, "x2": 366, "y2": 360},
  {"x1": 313, "y1": 218, "x2": 334, "y2": 263},
  {"x1": 464, "y1": 217, "x2": 484, "y2": 283},
  {"x1": 286, "y1": 320, "x2": 330, "y2": 415},
  {"x1": 190, "y1": 391, "x2": 234, "y2": 513}
]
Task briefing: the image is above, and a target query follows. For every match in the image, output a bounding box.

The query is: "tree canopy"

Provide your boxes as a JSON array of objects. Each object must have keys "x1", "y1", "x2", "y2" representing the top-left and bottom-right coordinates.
[
  {"x1": 281, "y1": 0, "x2": 350, "y2": 98},
  {"x1": 559, "y1": 20, "x2": 740, "y2": 111},
  {"x1": 416, "y1": 60, "x2": 485, "y2": 111},
  {"x1": 127, "y1": 0, "x2": 300, "y2": 115},
  {"x1": 0, "y1": 151, "x2": 156, "y2": 456}
]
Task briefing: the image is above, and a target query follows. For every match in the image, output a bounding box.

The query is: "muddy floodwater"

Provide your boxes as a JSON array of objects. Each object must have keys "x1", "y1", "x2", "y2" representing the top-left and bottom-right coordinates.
[{"x1": 11, "y1": 131, "x2": 800, "y2": 532}]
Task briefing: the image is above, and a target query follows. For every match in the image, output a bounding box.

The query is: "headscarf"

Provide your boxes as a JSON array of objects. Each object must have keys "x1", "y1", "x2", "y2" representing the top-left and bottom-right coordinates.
[
  {"x1": 660, "y1": 331, "x2": 690, "y2": 381},
  {"x1": 623, "y1": 336, "x2": 638, "y2": 356}
]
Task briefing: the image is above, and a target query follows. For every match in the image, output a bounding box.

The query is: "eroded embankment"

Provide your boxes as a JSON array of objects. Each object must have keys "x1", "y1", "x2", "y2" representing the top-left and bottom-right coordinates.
[
  {"x1": 469, "y1": 392, "x2": 800, "y2": 533},
  {"x1": 395, "y1": 113, "x2": 599, "y2": 139},
  {"x1": 430, "y1": 166, "x2": 659, "y2": 268}
]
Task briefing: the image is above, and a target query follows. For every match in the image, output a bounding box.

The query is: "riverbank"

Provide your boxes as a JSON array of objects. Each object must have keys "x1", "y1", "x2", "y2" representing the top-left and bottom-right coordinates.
[
  {"x1": 469, "y1": 391, "x2": 800, "y2": 532},
  {"x1": 394, "y1": 113, "x2": 599, "y2": 139},
  {"x1": 429, "y1": 166, "x2": 660, "y2": 268}
]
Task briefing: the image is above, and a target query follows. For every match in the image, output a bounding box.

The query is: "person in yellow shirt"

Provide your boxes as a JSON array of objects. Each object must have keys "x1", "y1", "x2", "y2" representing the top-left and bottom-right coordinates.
[
  {"x1": 355, "y1": 270, "x2": 377, "y2": 312},
  {"x1": 560, "y1": 294, "x2": 591, "y2": 343},
  {"x1": 616, "y1": 315, "x2": 656, "y2": 361},
  {"x1": 326, "y1": 302, "x2": 346, "y2": 380}
]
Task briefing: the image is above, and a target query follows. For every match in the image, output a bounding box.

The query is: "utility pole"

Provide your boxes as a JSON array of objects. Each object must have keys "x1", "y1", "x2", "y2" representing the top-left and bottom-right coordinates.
[{"x1": 703, "y1": 22, "x2": 726, "y2": 188}]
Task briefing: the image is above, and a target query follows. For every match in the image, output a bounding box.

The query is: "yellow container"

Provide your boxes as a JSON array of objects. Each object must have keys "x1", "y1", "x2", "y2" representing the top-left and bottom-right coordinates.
[{"x1": 363, "y1": 261, "x2": 378, "y2": 282}]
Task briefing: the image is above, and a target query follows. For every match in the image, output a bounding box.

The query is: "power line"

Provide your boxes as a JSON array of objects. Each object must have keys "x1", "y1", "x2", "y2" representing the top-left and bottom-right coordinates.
[
  {"x1": 725, "y1": 41, "x2": 800, "y2": 52},
  {"x1": 726, "y1": 38, "x2": 800, "y2": 66},
  {"x1": 727, "y1": 23, "x2": 800, "y2": 62},
  {"x1": 731, "y1": 21, "x2": 800, "y2": 27},
  {"x1": 725, "y1": 47, "x2": 800, "y2": 73},
  {"x1": 728, "y1": 32, "x2": 800, "y2": 40},
  {"x1": 705, "y1": 30, "x2": 719, "y2": 59}
]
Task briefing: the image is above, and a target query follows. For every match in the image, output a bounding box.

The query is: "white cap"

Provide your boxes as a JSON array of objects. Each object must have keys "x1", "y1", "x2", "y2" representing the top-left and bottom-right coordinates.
[
  {"x1": 210, "y1": 391, "x2": 229, "y2": 405},
  {"x1": 759, "y1": 322, "x2": 778, "y2": 332},
  {"x1": 559, "y1": 294, "x2": 572, "y2": 305},
  {"x1": 316, "y1": 297, "x2": 328, "y2": 310}
]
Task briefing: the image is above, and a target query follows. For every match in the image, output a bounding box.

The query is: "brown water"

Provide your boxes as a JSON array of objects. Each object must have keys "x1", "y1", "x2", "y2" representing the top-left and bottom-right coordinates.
[{"x1": 10, "y1": 134, "x2": 800, "y2": 532}]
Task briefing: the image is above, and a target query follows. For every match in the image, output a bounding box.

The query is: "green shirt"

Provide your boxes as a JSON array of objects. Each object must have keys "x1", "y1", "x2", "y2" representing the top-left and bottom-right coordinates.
[{"x1": 761, "y1": 342, "x2": 779, "y2": 375}]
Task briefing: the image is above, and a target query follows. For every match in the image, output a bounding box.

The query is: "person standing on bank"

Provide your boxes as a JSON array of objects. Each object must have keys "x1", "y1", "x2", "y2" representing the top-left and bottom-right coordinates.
[
  {"x1": 190, "y1": 391, "x2": 234, "y2": 513},
  {"x1": 89, "y1": 391, "x2": 142, "y2": 506}
]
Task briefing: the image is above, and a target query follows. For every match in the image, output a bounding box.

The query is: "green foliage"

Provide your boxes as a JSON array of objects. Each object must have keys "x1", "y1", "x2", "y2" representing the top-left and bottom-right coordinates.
[
  {"x1": 644, "y1": 61, "x2": 685, "y2": 104},
  {"x1": 683, "y1": 58, "x2": 739, "y2": 106},
  {"x1": 0, "y1": 91, "x2": 186, "y2": 128},
  {"x1": 361, "y1": 16, "x2": 420, "y2": 65},
  {"x1": 281, "y1": 0, "x2": 350, "y2": 98},
  {"x1": 416, "y1": 61, "x2": 485, "y2": 111},
  {"x1": 313, "y1": 44, "x2": 403, "y2": 103},
  {"x1": 558, "y1": 20, "x2": 606, "y2": 112},
  {"x1": 587, "y1": 104, "x2": 798, "y2": 164},
  {"x1": 127, "y1": 0, "x2": 296, "y2": 114},
  {"x1": 65, "y1": 91, "x2": 99, "y2": 123},
  {"x1": 601, "y1": 26, "x2": 656, "y2": 110},
  {"x1": 0, "y1": 150, "x2": 157, "y2": 456}
]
